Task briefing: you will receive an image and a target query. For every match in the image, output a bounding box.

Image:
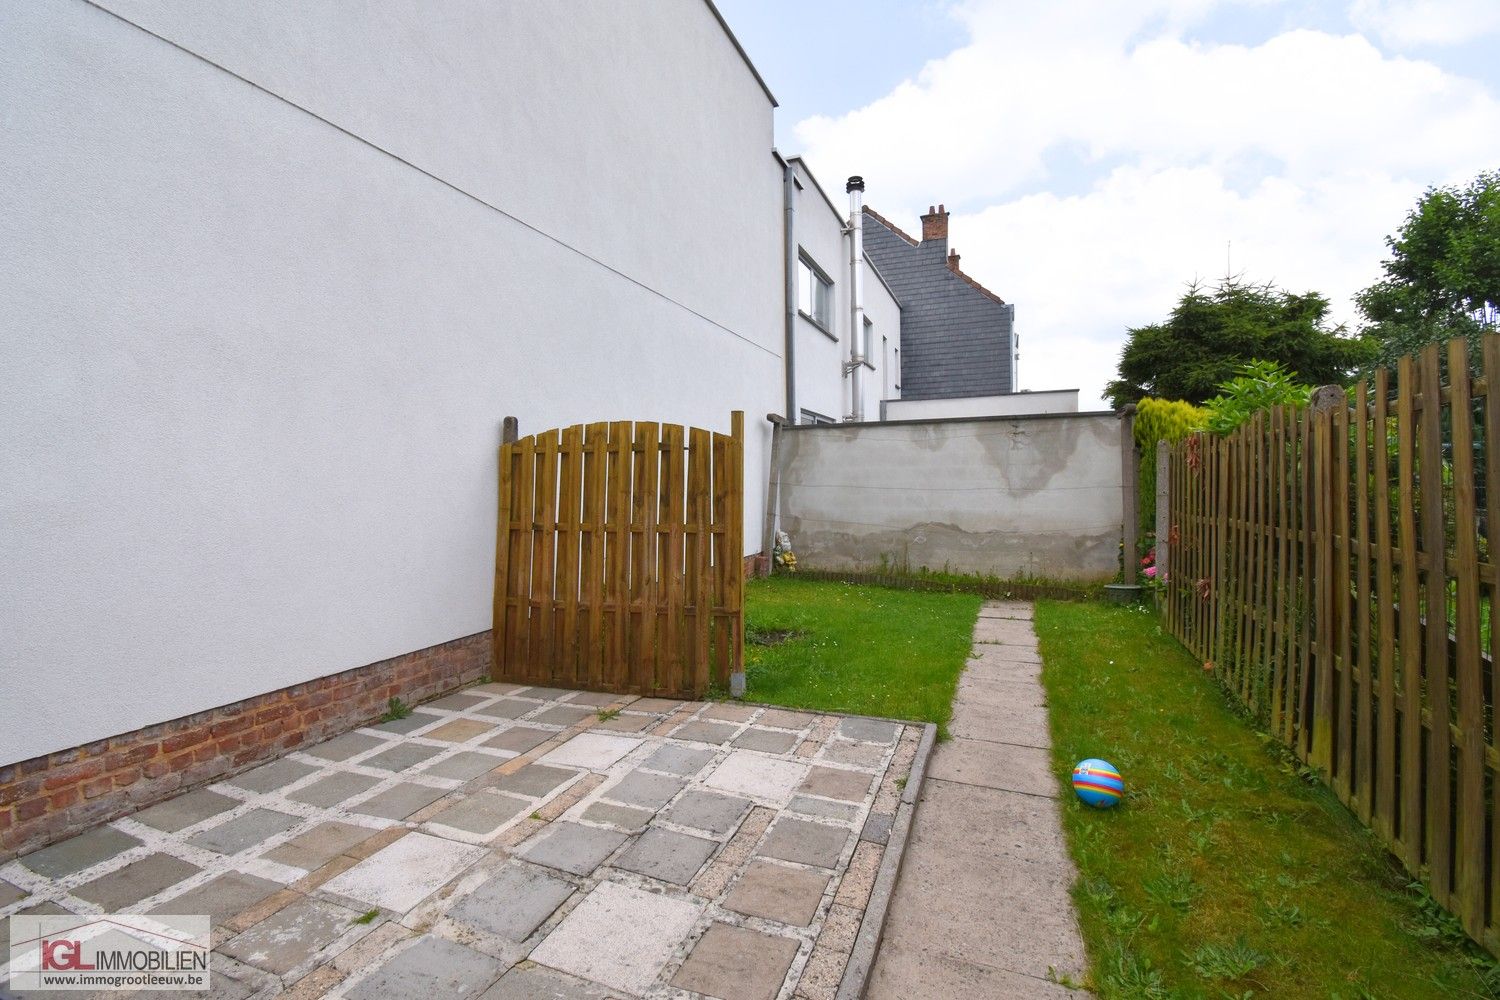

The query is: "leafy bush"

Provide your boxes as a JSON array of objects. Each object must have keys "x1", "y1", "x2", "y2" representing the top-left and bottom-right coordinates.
[
  {"x1": 1203, "y1": 360, "x2": 1313, "y2": 435},
  {"x1": 1133, "y1": 398, "x2": 1207, "y2": 552}
]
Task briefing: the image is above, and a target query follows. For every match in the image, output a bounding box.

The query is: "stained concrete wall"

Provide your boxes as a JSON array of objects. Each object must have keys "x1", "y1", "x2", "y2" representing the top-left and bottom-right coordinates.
[
  {"x1": 883, "y1": 389, "x2": 1079, "y2": 421},
  {"x1": 776, "y1": 413, "x2": 1124, "y2": 580}
]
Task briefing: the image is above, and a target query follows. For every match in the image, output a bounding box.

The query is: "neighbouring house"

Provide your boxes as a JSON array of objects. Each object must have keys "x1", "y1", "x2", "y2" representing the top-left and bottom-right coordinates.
[
  {"x1": 0, "y1": 0, "x2": 1059, "y2": 857},
  {"x1": 862, "y1": 203, "x2": 1079, "y2": 419}
]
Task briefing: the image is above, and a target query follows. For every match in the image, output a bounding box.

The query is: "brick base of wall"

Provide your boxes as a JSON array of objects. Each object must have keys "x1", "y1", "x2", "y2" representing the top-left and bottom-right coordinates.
[
  {"x1": 744, "y1": 552, "x2": 769, "y2": 579},
  {"x1": 0, "y1": 632, "x2": 490, "y2": 861}
]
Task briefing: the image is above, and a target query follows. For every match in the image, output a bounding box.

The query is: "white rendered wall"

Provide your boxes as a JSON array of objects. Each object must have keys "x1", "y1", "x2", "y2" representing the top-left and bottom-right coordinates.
[
  {"x1": 788, "y1": 161, "x2": 899, "y2": 424},
  {"x1": 0, "y1": 0, "x2": 783, "y2": 764},
  {"x1": 884, "y1": 389, "x2": 1080, "y2": 421}
]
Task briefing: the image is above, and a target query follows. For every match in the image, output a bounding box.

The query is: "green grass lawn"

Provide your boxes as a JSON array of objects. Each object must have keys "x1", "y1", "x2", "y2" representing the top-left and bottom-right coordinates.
[
  {"x1": 742, "y1": 575, "x2": 979, "y2": 734},
  {"x1": 1036, "y1": 599, "x2": 1499, "y2": 999}
]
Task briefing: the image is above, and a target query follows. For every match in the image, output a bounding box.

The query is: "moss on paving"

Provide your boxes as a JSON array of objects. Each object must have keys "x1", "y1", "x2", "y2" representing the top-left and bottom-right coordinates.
[
  {"x1": 1036, "y1": 599, "x2": 1499, "y2": 999},
  {"x1": 743, "y1": 576, "x2": 979, "y2": 736}
]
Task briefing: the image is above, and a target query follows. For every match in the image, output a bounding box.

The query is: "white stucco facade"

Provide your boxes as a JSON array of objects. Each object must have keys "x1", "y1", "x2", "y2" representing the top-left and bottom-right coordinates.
[
  {"x1": 786, "y1": 159, "x2": 902, "y2": 425},
  {"x1": 883, "y1": 388, "x2": 1080, "y2": 421},
  {"x1": 1, "y1": 0, "x2": 786, "y2": 763}
]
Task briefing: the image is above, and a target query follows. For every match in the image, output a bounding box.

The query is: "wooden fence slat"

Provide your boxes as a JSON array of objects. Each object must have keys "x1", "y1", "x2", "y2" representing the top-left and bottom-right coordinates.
[
  {"x1": 607, "y1": 421, "x2": 632, "y2": 682},
  {"x1": 728, "y1": 411, "x2": 746, "y2": 686},
  {"x1": 494, "y1": 440, "x2": 516, "y2": 675},
  {"x1": 533, "y1": 429, "x2": 561, "y2": 685},
  {"x1": 1373, "y1": 370, "x2": 1397, "y2": 842},
  {"x1": 1448, "y1": 337, "x2": 1484, "y2": 934},
  {"x1": 583, "y1": 422, "x2": 608, "y2": 689},
  {"x1": 1395, "y1": 354, "x2": 1423, "y2": 867},
  {"x1": 556, "y1": 425, "x2": 583, "y2": 689},
  {"x1": 1354, "y1": 381, "x2": 1373, "y2": 822},
  {"x1": 1484, "y1": 336, "x2": 1500, "y2": 931},
  {"x1": 1334, "y1": 389, "x2": 1353, "y2": 797},
  {"x1": 1299, "y1": 405, "x2": 1315, "y2": 758},
  {"x1": 513, "y1": 436, "x2": 538, "y2": 678},
  {"x1": 1418, "y1": 341, "x2": 1453, "y2": 903},
  {"x1": 689, "y1": 427, "x2": 713, "y2": 693},
  {"x1": 661, "y1": 424, "x2": 687, "y2": 694}
]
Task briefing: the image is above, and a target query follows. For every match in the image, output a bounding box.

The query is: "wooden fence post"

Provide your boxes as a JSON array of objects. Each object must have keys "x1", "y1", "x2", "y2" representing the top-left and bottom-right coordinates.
[
  {"x1": 1308, "y1": 384, "x2": 1344, "y2": 774},
  {"x1": 729, "y1": 410, "x2": 747, "y2": 698},
  {"x1": 762, "y1": 414, "x2": 787, "y2": 577},
  {"x1": 501, "y1": 415, "x2": 518, "y2": 445},
  {"x1": 1155, "y1": 439, "x2": 1170, "y2": 584},
  {"x1": 1120, "y1": 404, "x2": 1138, "y2": 584}
]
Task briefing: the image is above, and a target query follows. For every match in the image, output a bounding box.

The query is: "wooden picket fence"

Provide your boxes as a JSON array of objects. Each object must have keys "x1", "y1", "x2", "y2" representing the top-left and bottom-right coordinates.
[
  {"x1": 1162, "y1": 335, "x2": 1500, "y2": 952},
  {"x1": 492, "y1": 413, "x2": 744, "y2": 699}
]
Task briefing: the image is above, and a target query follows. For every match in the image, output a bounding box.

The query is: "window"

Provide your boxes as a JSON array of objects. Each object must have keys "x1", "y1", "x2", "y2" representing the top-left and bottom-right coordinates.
[
  {"x1": 797, "y1": 253, "x2": 833, "y2": 332},
  {"x1": 799, "y1": 408, "x2": 837, "y2": 425},
  {"x1": 861, "y1": 318, "x2": 875, "y2": 370}
]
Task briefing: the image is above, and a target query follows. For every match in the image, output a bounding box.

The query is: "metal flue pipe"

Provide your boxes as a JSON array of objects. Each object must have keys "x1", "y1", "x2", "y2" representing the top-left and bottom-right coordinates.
[{"x1": 846, "y1": 175, "x2": 866, "y2": 422}]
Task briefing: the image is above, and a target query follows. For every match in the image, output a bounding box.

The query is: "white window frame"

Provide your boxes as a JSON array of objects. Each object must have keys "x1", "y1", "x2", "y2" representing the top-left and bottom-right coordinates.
[{"x1": 797, "y1": 251, "x2": 834, "y2": 337}]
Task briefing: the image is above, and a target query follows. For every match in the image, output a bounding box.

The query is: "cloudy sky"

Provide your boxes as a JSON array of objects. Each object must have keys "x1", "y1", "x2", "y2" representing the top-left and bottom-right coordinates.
[{"x1": 716, "y1": 0, "x2": 1500, "y2": 408}]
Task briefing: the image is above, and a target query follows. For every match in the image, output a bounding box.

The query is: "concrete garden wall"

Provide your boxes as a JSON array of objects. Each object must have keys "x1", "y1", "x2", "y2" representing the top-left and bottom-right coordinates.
[{"x1": 775, "y1": 413, "x2": 1125, "y2": 581}]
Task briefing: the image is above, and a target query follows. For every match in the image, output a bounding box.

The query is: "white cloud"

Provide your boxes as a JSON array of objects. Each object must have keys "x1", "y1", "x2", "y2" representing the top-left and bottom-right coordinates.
[
  {"x1": 1348, "y1": 0, "x2": 1500, "y2": 48},
  {"x1": 793, "y1": 0, "x2": 1500, "y2": 407}
]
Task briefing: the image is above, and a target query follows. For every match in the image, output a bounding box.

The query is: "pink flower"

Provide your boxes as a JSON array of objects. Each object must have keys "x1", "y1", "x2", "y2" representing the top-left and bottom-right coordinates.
[{"x1": 1144, "y1": 566, "x2": 1157, "y2": 578}]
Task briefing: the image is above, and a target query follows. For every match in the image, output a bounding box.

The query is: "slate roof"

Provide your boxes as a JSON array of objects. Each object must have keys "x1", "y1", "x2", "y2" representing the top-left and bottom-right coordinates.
[{"x1": 862, "y1": 207, "x2": 1014, "y2": 400}]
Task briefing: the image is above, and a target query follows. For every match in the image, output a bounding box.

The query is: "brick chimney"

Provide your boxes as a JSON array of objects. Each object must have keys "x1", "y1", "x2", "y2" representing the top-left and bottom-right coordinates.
[
  {"x1": 947, "y1": 248, "x2": 961, "y2": 272},
  {"x1": 921, "y1": 203, "x2": 949, "y2": 243}
]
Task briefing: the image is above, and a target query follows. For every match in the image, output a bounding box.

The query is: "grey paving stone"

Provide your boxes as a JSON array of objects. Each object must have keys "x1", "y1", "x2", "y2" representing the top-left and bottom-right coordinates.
[
  {"x1": 614, "y1": 828, "x2": 717, "y2": 885},
  {"x1": 674, "y1": 720, "x2": 740, "y2": 745},
  {"x1": 478, "y1": 965, "x2": 618, "y2": 999},
  {"x1": 593, "y1": 712, "x2": 654, "y2": 733},
  {"x1": 149, "y1": 871, "x2": 282, "y2": 925},
  {"x1": 0, "y1": 900, "x2": 70, "y2": 958},
  {"x1": 519, "y1": 687, "x2": 573, "y2": 701},
  {"x1": 663, "y1": 790, "x2": 749, "y2": 836},
  {"x1": 471, "y1": 699, "x2": 530, "y2": 720},
  {"x1": 132, "y1": 788, "x2": 239, "y2": 833},
  {"x1": 532, "y1": 705, "x2": 593, "y2": 727},
  {"x1": 580, "y1": 802, "x2": 655, "y2": 831},
  {"x1": 799, "y1": 766, "x2": 875, "y2": 802},
  {"x1": 420, "y1": 750, "x2": 506, "y2": 781},
  {"x1": 426, "y1": 692, "x2": 491, "y2": 712},
  {"x1": 671, "y1": 922, "x2": 800, "y2": 1000},
  {"x1": 484, "y1": 726, "x2": 551, "y2": 754},
  {"x1": 642, "y1": 743, "x2": 717, "y2": 776},
  {"x1": 346, "y1": 935, "x2": 504, "y2": 1000},
  {"x1": 428, "y1": 790, "x2": 529, "y2": 836},
  {"x1": 606, "y1": 770, "x2": 685, "y2": 809},
  {"x1": 304, "y1": 731, "x2": 386, "y2": 761},
  {"x1": 786, "y1": 796, "x2": 861, "y2": 822},
  {"x1": 364, "y1": 742, "x2": 444, "y2": 772},
  {"x1": 723, "y1": 860, "x2": 830, "y2": 926},
  {"x1": 187, "y1": 808, "x2": 301, "y2": 855},
  {"x1": 472, "y1": 682, "x2": 527, "y2": 697},
  {"x1": 839, "y1": 717, "x2": 902, "y2": 744},
  {"x1": 757, "y1": 817, "x2": 851, "y2": 869},
  {"x1": 72, "y1": 852, "x2": 200, "y2": 909},
  {"x1": 371, "y1": 710, "x2": 440, "y2": 735},
  {"x1": 221, "y1": 896, "x2": 357, "y2": 975},
  {"x1": 491, "y1": 764, "x2": 578, "y2": 798},
  {"x1": 630, "y1": 697, "x2": 686, "y2": 713},
  {"x1": 20, "y1": 825, "x2": 141, "y2": 878},
  {"x1": 702, "y1": 702, "x2": 757, "y2": 723},
  {"x1": 732, "y1": 728, "x2": 799, "y2": 754},
  {"x1": 565, "y1": 691, "x2": 619, "y2": 707},
  {"x1": 447, "y1": 863, "x2": 575, "y2": 941},
  {"x1": 861, "y1": 811, "x2": 896, "y2": 845},
  {"x1": 821, "y1": 739, "x2": 889, "y2": 768},
  {"x1": 426, "y1": 718, "x2": 499, "y2": 743},
  {"x1": 261, "y1": 821, "x2": 377, "y2": 870},
  {"x1": 519, "y1": 822, "x2": 628, "y2": 876},
  {"x1": 0, "y1": 878, "x2": 28, "y2": 908},
  {"x1": 287, "y1": 770, "x2": 382, "y2": 808},
  {"x1": 756, "y1": 708, "x2": 815, "y2": 730},
  {"x1": 225, "y1": 758, "x2": 319, "y2": 793},
  {"x1": 353, "y1": 782, "x2": 448, "y2": 820}
]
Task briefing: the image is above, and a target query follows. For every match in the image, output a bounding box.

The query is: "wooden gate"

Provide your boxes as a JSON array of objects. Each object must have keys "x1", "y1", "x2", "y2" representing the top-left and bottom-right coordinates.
[{"x1": 492, "y1": 412, "x2": 744, "y2": 698}]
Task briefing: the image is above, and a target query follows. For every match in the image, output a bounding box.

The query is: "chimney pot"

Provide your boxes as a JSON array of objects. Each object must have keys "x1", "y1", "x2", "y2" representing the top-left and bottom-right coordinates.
[
  {"x1": 920, "y1": 202, "x2": 950, "y2": 243},
  {"x1": 947, "y1": 248, "x2": 961, "y2": 272}
]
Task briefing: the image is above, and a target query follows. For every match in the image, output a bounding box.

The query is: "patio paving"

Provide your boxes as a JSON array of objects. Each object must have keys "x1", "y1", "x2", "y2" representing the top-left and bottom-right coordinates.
[{"x1": 0, "y1": 683, "x2": 928, "y2": 999}]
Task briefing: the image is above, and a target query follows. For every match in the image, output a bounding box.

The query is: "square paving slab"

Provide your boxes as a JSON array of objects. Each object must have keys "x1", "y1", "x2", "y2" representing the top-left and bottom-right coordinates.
[
  {"x1": 427, "y1": 789, "x2": 530, "y2": 837},
  {"x1": 663, "y1": 789, "x2": 749, "y2": 836},
  {"x1": 614, "y1": 828, "x2": 717, "y2": 885},
  {"x1": 758, "y1": 817, "x2": 852, "y2": 869},
  {"x1": 364, "y1": 742, "x2": 444, "y2": 771},
  {"x1": 528, "y1": 880, "x2": 703, "y2": 995},
  {"x1": 225, "y1": 757, "x2": 319, "y2": 793},
  {"x1": 71, "y1": 852, "x2": 200, "y2": 909},
  {"x1": 188, "y1": 808, "x2": 300, "y2": 855},
  {"x1": 723, "y1": 860, "x2": 830, "y2": 926},
  {"x1": 222, "y1": 896, "x2": 357, "y2": 975},
  {"x1": 706, "y1": 751, "x2": 810, "y2": 804},
  {"x1": 519, "y1": 822, "x2": 629, "y2": 876},
  {"x1": 447, "y1": 863, "x2": 576, "y2": 941},
  {"x1": 352, "y1": 782, "x2": 448, "y2": 820},
  {"x1": 606, "y1": 770, "x2": 685, "y2": 809},
  {"x1": 538, "y1": 732, "x2": 641, "y2": 770},
  {"x1": 642, "y1": 743, "x2": 716, "y2": 776},
  {"x1": 671, "y1": 921, "x2": 801, "y2": 1000},
  {"x1": 132, "y1": 788, "x2": 238, "y2": 833},
  {"x1": 304, "y1": 731, "x2": 386, "y2": 761},
  {"x1": 287, "y1": 770, "x2": 382, "y2": 808},
  {"x1": 346, "y1": 935, "x2": 504, "y2": 1000},
  {"x1": 150, "y1": 871, "x2": 281, "y2": 924},
  {"x1": 492, "y1": 764, "x2": 579, "y2": 798},
  {"x1": 485, "y1": 726, "x2": 552, "y2": 754},
  {"x1": 21, "y1": 825, "x2": 141, "y2": 878},
  {"x1": 322, "y1": 832, "x2": 485, "y2": 913},
  {"x1": 421, "y1": 750, "x2": 507, "y2": 781}
]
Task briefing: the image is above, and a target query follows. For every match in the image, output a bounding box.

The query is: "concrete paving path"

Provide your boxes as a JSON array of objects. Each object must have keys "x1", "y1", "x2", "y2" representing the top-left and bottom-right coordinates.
[{"x1": 867, "y1": 601, "x2": 1089, "y2": 999}]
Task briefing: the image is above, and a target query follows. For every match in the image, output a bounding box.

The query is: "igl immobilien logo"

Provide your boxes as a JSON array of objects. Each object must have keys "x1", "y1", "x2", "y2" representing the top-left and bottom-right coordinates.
[{"x1": 6, "y1": 914, "x2": 209, "y2": 992}]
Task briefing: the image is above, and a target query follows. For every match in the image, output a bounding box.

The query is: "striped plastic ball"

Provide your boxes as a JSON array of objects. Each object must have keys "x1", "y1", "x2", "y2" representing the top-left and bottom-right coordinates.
[{"x1": 1072, "y1": 758, "x2": 1124, "y2": 808}]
